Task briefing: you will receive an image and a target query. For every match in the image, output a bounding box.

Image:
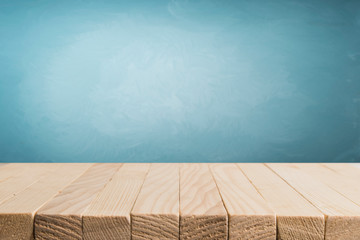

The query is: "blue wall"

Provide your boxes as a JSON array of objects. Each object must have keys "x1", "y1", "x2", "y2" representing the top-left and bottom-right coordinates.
[{"x1": 0, "y1": 0, "x2": 359, "y2": 162}]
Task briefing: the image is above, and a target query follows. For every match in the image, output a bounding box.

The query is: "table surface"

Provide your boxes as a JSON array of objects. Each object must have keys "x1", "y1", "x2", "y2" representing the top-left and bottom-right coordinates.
[{"x1": 0, "y1": 163, "x2": 359, "y2": 240}]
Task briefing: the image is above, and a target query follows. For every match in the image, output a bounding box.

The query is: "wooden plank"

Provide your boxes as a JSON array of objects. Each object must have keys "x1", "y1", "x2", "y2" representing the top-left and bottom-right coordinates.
[
  {"x1": 35, "y1": 163, "x2": 121, "y2": 240},
  {"x1": 0, "y1": 163, "x2": 62, "y2": 204},
  {"x1": 267, "y1": 163, "x2": 360, "y2": 240},
  {"x1": 322, "y1": 163, "x2": 360, "y2": 181},
  {"x1": 180, "y1": 163, "x2": 227, "y2": 240},
  {"x1": 131, "y1": 163, "x2": 179, "y2": 240},
  {"x1": 210, "y1": 163, "x2": 276, "y2": 240},
  {"x1": 83, "y1": 163, "x2": 150, "y2": 240},
  {"x1": 294, "y1": 163, "x2": 360, "y2": 207},
  {"x1": 238, "y1": 163, "x2": 325, "y2": 240},
  {"x1": 0, "y1": 163, "x2": 49, "y2": 182},
  {"x1": 0, "y1": 163, "x2": 92, "y2": 240}
]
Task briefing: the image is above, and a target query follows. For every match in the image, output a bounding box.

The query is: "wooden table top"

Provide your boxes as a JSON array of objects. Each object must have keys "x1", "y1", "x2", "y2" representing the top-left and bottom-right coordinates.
[{"x1": 0, "y1": 163, "x2": 359, "y2": 240}]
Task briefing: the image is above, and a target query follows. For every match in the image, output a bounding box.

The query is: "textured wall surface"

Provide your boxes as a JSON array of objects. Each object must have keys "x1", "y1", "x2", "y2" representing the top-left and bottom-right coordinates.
[{"x1": 0, "y1": 0, "x2": 359, "y2": 162}]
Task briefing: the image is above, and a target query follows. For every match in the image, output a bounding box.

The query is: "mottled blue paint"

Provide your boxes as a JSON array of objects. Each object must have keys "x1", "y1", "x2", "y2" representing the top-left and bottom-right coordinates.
[{"x1": 0, "y1": 0, "x2": 359, "y2": 162}]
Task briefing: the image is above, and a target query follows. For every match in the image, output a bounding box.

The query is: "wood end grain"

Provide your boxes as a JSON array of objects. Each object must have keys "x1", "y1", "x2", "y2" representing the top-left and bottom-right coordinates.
[
  {"x1": 83, "y1": 215, "x2": 130, "y2": 240},
  {"x1": 35, "y1": 214, "x2": 82, "y2": 240},
  {"x1": 229, "y1": 214, "x2": 276, "y2": 240},
  {"x1": 131, "y1": 213, "x2": 179, "y2": 240},
  {"x1": 180, "y1": 214, "x2": 227, "y2": 240},
  {"x1": 0, "y1": 213, "x2": 33, "y2": 240},
  {"x1": 325, "y1": 216, "x2": 360, "y2": 240},
  {"x1": 277, "y1": 215, "x2": 324, "y2": 240}
]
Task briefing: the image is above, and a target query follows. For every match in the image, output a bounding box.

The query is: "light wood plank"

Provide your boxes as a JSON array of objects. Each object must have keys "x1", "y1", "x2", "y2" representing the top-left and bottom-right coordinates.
[
  {"x1": 35, "y1": 163, "x2": 121, "y2": 240},
  {"x1": 238, "y1": 163, "x2": 324, "y2": 240},
  {"x1": 0, "y1": 163, "x2": 50, "y2": 182},
  {"x1": 180, "y1": 163, "x2": 227, "y2": 240},
  {"x1": 294, "y1": 163, "x2": 360, "y2": 207},
  {"x1": 83, "y1": 163, "x2": 150, "y2": 240},
  {"x1": 267, "y1": 163, "x2": 360, "y2": 240},
  {"x1": 0, "y1": 163, "x2": 28, "y2": 182},
  {"x1": 0, "y1": 163, "x2": 92, "y2": 240},
  {"x1": 322, "y1": 163, "x2": 360, "y2": 181},
  {"x1": 0, "y1": 163, "x2": 62, "y2": 204},
  {"x1": 131, "y1": 163, "x2": 179, "y2": 240},
  {"x1": 210, "y1": 163, "x2": 276, "y2": 240}
]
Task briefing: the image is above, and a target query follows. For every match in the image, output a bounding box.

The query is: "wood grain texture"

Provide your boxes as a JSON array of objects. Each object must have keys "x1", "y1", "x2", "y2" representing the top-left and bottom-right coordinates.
[
  {"x1": 0, "y1": 163, "x2": 61, "y2": 204},
  {"x1": 267, "y1": 163, "x2": 360, "y2": 240},
  {"x1": 180, "y1": 163, "x2": 227, "y2": 240},
  {"x1": 238, "y1": 163, "x2": 325, "y2": 240},
  {"x1": 210, "y1": 163, "x2": 276, "y2": 240},
  {"x1": 35, "y1": 163, "x2": 121, "y2": 240},
  {"x1": 0, "y1": 163, "x2": 360, "y2": 239},
  {"x1": 294, "y1": 163, "x2": 360, "y2": 207},
  {"x1": 322, "y1": 163, "x2": 360, "y2": 181},
  {"x1": 131, "y1": 163, "x2": 179, "y2": 240},
  {"x1": 83, "y1": 163, "x2": 150, "y2": 240},
  {"x1": 0, "y1": 163, "x2": 31, "y2": 182},
  {"x1": 0, "y1": 163, "x2": 92, "y2": 240}
]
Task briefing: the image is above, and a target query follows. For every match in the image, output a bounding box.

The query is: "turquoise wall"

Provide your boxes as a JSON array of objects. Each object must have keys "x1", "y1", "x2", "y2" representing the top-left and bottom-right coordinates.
[{"x1": 0, "y1": 0, "x2": 359, "y2": 162}]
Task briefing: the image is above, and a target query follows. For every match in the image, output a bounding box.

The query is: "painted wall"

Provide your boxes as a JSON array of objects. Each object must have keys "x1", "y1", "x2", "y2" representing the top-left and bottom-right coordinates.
[{"x1": 0, "y1": 0, "x2": 359, "y2": 162}]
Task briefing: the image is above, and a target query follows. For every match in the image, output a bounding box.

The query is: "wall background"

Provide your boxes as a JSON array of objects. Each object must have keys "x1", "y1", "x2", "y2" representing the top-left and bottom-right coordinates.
[{"x1": 0, "y1": 0, "x2": 359, "y2": 162}]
